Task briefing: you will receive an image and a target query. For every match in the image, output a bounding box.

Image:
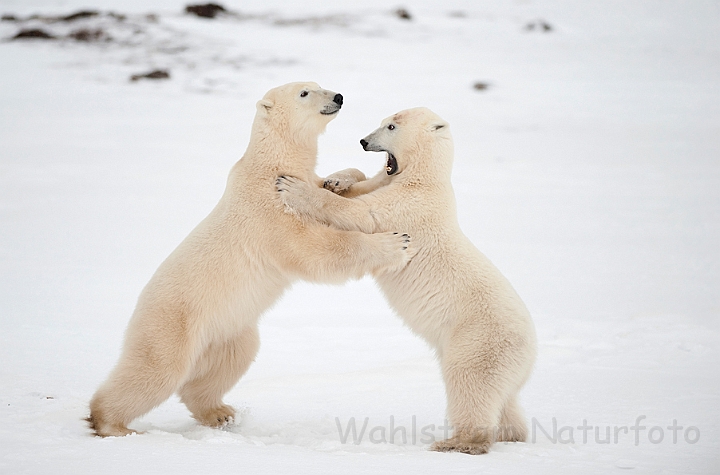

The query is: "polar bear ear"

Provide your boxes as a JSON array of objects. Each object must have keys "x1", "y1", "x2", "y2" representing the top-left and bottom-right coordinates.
[{"x1": 256, "y1": 99, "x2": 274, "y2": 113}]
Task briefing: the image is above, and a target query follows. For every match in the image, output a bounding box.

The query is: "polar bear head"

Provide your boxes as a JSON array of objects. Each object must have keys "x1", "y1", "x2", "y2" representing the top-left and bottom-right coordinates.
[
  {"x1": 360, "y1": 107, "x2": 452, "y2": 178},
  {"x1": 255, "y1": 82, "x2": 343, "y2": 142}
]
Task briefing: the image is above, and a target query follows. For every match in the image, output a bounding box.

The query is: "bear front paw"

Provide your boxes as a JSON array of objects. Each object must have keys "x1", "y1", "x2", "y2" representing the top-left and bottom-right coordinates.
[
  {"x1": 373, "y1": 232, "x2": 414, "y2": 273},
  {"x1": 275, "y1": 175, "x2": 314, "y2": 215},
  {"x1": 322, "y1": 168, "x2": 365, "y2": 194}
]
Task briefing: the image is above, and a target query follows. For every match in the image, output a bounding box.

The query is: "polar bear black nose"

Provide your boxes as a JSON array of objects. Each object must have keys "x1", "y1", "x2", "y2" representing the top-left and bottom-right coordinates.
[
  {"x1": 360, "y1": 139, "x2": 368, "y2": 149},
  {"x1": 333, "y1": 94, "x2": 343, "y2": 106}
]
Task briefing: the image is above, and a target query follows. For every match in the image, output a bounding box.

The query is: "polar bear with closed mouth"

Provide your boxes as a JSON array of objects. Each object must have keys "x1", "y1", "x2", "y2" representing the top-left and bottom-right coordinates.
[
  {"x1": 87, "y1": 83, "x2": 413, "y2": 437},
  {"x1": 276, "y1": 107, "x2": 536, "y2": 455}
]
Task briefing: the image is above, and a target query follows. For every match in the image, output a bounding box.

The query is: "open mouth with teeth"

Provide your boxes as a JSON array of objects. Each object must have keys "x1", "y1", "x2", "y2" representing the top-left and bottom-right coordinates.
[{"x1": 385, "y1": 153, "x2": 398, "y2": 175}]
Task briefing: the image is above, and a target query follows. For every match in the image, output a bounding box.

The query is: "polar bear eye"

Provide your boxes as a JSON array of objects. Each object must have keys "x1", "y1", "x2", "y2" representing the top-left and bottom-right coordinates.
[
  {"x1": 300, "y1": 91, "x2": 309, "y2": 98},
  {"x1": 387, "y1": 124, "x2": 395, "y2": 130}
]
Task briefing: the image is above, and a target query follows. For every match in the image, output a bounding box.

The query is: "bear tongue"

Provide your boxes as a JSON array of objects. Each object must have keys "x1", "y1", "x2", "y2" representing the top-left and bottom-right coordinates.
[{"x1": 386, "y1": 153, "x2": 398, "y2": 175}]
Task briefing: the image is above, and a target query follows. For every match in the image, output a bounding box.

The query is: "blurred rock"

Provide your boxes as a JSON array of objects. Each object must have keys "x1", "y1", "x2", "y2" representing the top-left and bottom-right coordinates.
[
  {"x1": 60, "y1": 10, "x2": 99, "y2": 22},
  {"x1": 108, "y1": 12, "x2": 127, "y2": 21},
  {"x1": 395, "y1": 8, "x2": 412, "y2": 20},
  {"x1": 131, "y1": 70, "x2": 171, "y2": 81},
  {"x1": 525, "y1": 20, "x2": 553, "y2": 32},
  {"x1": 68, "y1": 28, "x2": 106, "y2": 42},
  {"x1": 185, "y1": 3, "x2": 226, "y2": 19},
  {"x1": 12, "y1": 28, "x2": 56, "y2": 40}
]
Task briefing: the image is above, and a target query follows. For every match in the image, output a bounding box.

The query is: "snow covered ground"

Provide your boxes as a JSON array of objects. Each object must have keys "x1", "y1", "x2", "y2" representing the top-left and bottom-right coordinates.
[{"x1": 1, "y1": 0, "x2": 718, "y2": 473}]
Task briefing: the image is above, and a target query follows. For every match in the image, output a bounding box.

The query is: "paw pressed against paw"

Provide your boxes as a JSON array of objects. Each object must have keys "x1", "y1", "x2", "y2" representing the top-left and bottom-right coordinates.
[
  {"x1": 322, "y1": 168, "x2": 365, "y2": 194},
  {"x1": 276, "y1": 175, "x2": 318, "y2": 216}
]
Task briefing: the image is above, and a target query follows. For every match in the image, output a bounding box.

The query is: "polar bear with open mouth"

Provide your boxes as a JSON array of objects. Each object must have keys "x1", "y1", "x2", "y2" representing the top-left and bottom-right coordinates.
[{"x1": 277, "y1": 107, "x2": 536, "y2": 455}]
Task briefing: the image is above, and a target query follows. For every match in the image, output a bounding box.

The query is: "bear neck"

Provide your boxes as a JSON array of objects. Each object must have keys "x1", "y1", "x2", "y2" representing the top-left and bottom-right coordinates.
[
  {"x1": 244, "y1": 119, "x2": 319, "y2": 180},
  {"x1": 402, "y1": 137, "x2": 454, "y2": 186}
]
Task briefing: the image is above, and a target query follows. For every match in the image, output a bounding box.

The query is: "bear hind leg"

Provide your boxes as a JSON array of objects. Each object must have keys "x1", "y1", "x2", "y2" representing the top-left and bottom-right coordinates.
[
  {"x1": 497, "y1": 395, "x2": 528, "y2": 443},
  {"x1": 430, "y1": 336, "x2": 527, "y2": 455},
  {"x1": 178, "y1": 326, "x2": 260, "y2": 428},
  {"x1": 89, "y1": 348, "x2": 192, "y2": 437},
  {"x1": 430, "y1": 364, "x2": 505, "y2": 455}
]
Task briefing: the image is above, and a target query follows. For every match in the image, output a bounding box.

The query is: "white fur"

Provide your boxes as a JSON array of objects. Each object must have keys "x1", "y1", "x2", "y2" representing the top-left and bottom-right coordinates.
[
  {"x1": 87, "y1": 83, "x2": 413, "y2": 437},
  {"x1": 277, "y1": 107, "x2": 536, "y2": 455}
]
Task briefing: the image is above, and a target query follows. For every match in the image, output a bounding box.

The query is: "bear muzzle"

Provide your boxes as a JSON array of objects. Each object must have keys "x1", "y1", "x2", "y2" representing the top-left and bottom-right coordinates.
[
  {"x1": 321, "y1": 93, "x2": 343, "y2": 115},
  {"x1": 359, "y1": 138, "x2": 399, "y2": 175}
]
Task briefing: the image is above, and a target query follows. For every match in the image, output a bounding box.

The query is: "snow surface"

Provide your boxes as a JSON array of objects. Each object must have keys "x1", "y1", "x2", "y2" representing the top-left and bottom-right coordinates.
[{"x1": 1, "y1": 0, "x2": 719, "y2": 473}]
